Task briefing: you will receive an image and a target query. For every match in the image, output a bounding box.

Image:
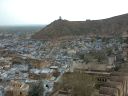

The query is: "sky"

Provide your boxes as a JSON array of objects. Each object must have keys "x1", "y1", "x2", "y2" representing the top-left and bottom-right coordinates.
[{"x1": 0, "y1": 0, "x2": 128, "y2": 26}]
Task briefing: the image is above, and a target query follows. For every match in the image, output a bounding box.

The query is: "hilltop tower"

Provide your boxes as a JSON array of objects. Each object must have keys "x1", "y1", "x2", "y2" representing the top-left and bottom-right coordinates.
[{"x1": 59, "y1": 16, "x2": 62, "y2": 20}]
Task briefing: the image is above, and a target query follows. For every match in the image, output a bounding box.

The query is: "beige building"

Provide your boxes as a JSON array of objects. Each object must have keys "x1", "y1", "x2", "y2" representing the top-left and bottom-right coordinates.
[{"x1": 99, "y1": 64, "x2": 128, "y2": 96}]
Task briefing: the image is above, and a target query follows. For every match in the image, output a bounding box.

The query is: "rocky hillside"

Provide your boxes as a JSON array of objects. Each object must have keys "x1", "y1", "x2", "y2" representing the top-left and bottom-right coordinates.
[{"x1": 32, "y1": 13, "x2": 128, "y2": 40}]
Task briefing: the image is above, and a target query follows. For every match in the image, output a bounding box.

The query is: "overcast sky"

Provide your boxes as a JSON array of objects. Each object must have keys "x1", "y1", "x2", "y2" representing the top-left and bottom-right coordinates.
[{"x1": 0, "y1": 0, "x2": 128, "y2": 25}]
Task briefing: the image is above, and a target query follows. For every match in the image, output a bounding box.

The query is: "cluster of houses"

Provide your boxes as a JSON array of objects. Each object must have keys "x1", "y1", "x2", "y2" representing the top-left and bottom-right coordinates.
[
  {"x1": 0, "y1": 31, "x2": 127, "y2": 96},
  {"x1": 0, "y1": 48, "x2": 71, "y2": 96},
  {"x1": 49, "y1": 33, "x2": 128, "y2": 96}
]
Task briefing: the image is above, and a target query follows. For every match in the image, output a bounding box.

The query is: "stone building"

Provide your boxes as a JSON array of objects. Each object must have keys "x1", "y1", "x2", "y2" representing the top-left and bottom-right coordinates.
[{"x1": 99, "y1": 64, "x2": 128, "y2": 96}]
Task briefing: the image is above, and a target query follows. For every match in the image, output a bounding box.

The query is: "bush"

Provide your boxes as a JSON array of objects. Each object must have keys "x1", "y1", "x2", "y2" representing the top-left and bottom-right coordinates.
[{"x1": 29, "y1": 80, "x2": 44, "y2": 96}]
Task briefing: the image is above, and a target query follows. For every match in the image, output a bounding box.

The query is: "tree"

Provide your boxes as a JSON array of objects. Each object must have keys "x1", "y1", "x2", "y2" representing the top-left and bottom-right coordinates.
[
  {"x1": 29, "y1": 80, "x2": 44, "y2": 96},
  {"x1": 106, "y1": 48, "x2": 113, "y2": 56},
  {"x1": 93, "y1": 51, "x2": 106, "y2": 64},
  {"x1": 84, "y1": 55, "x2": 91, "y2": 64},
  {"x1": 79, "y1": 54, "x2": 85, "y2": 60}
]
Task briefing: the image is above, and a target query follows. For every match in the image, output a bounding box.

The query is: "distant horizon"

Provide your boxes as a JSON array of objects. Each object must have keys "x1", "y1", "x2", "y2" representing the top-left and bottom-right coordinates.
[
  {"x1": 0, "y1": 24, "x2": 47, "y2": 27},
  {"x1": 1, "y1": 12, "x2": 128, "y2": 26}
]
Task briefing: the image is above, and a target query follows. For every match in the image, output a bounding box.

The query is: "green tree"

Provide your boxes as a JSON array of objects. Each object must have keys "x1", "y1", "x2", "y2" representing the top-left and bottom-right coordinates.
[
  {"x1": 84, "y1": 55, "x2": 91, "y2": 64},
  {"x1": 106, "y1": 48, "x2": 113, "y2": 56},
  {"x1": 93, "y1": 51, "x2": 106, "y2": 64},
  {"x1": 29, "y1": 80, "x2": 44, "y2": 96}
]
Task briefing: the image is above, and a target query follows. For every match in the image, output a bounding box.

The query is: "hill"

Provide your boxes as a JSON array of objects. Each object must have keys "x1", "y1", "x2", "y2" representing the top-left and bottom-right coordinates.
[{"x1": 32, "y1": 13, "x2": 128, "y2": 40}]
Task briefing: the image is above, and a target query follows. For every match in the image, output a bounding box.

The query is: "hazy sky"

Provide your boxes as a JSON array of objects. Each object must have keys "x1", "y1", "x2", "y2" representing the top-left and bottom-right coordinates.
[{"x1": 0, "y1": 0, "x2": 128, "y2": 25}]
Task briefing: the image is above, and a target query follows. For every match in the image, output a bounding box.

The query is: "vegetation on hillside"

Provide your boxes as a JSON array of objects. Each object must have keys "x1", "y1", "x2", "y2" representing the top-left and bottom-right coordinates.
[{"x1": 79, "y1": 51, "x2": 107, "y2": 64}]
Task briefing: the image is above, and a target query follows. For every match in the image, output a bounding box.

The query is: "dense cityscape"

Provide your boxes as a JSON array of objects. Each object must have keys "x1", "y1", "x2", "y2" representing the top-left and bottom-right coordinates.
[
  {"x1": 0, "y1": 27, "x2": 127, "y2": 96},
  {"x1": 0, "y1": 0, "x2": 128, "y2": 95}
]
